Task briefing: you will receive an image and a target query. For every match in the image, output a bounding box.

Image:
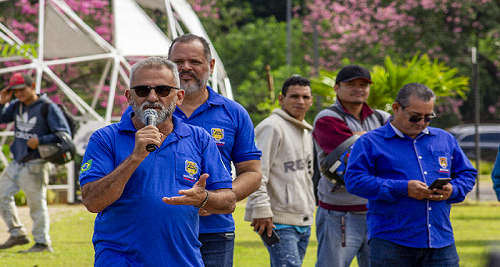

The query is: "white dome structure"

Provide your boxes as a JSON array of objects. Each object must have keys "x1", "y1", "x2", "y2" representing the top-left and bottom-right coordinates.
[
  {"x1": 0, "y1": 0, "x2": 232, "y2": 202},
  {"x1": 0, "y1": 0, "x2": 231, "y2": 122}
]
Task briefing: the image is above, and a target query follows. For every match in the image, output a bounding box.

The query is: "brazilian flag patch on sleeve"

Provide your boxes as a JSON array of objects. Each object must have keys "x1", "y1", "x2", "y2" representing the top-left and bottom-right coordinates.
[{"x1": 81, "y1": 159, "x2": 93, "y2": 172}]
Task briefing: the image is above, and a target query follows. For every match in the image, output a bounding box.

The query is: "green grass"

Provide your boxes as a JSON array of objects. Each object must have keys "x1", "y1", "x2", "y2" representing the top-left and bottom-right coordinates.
[
  {"x1": 0, "y1": 202, "x2": 499, "y2": 266},
  {"x1": 0, "y1": 210, "x2": 96, "y2": 267},
  {"x1": 450, "y1": 202, "x2": 500, "y2": 267}
]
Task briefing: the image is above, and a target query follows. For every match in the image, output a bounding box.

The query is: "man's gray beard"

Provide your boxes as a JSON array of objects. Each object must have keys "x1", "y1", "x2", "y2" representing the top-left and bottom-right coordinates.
[
  {"x1": 131, "y1": 98, "x2": 177, "y2": 125},
  {"x1": 181, "y1": 72, "x2": 210, "y2": 94}
]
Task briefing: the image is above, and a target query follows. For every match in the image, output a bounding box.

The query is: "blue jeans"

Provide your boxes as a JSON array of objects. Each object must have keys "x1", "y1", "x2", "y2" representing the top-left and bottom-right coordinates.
[
  {"x1": 315, "y1": 207, "x2": 369, "y2": 267},
  {"x1": 262, "y1": 227, "x2": 311, "y2": 267},
  {"x1": 369, "y1": 237, "x2": 459, "y2": 267},
  {"x1": 0, "y1": 160, "x2": 50, "y2": 245},
  {"x1": 199, "y1": 232, "x2": 235, "y2": 267}
]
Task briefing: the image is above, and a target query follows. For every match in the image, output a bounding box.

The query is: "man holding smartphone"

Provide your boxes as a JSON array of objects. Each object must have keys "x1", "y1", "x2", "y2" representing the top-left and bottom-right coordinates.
[
  {"x1": 344, "y1": 83, "x2": 477, "y2": 266},
  {"x1": 245, "y1": 76, "x2": 315, "y2": 267}
]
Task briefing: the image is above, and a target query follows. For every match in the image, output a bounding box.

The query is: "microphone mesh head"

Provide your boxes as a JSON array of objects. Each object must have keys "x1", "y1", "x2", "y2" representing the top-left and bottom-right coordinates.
[
  {"x1": 144, "y1": 109, "x2": 158, "y2": 126},
  {"x1": 144, "y1": 109, "x2": 158, "y2": 118}
]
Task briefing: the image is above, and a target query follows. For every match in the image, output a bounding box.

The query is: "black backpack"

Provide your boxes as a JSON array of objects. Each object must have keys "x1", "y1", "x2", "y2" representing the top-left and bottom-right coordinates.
[
  {"x1": 311, "y1": 106, "x2": 384, "y2": 203},
  {"x1": 41, "y1": 102, "x2": 79, "y2": 138}
]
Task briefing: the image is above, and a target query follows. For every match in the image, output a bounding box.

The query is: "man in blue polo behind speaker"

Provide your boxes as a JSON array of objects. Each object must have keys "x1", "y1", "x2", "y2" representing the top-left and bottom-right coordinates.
[
  {"x1": 0, "y1": 72, "x2": 71, "y2": 253},
  {"x1": 168, "y1": 34, "x2": 262, "y2": 266}
]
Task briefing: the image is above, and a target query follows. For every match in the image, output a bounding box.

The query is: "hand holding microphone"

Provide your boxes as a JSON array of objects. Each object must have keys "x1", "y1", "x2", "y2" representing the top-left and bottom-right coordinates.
[{"x1": 144, "y1": 109, "x2": 158, "y2": 152}]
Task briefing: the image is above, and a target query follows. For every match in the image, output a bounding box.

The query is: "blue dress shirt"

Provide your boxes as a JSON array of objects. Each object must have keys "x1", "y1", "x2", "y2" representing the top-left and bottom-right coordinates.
[{"x1": 345, "y1": 122, "x2": 476, "y2": 248}]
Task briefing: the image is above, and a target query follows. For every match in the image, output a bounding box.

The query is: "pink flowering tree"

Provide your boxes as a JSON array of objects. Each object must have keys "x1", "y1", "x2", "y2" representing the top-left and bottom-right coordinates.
[
  {"x1": 302, "y1": 0, "x2": 498, "y2": 68},
  {"x1": 186, "y1": 0, "x2": 253, "y2": 37},
  {"x1": 190, "y1": 0, "x2": 500, "y2": 122},
  {"x1": 301, "y1": 0, "x2": 500, "y2": 122}
]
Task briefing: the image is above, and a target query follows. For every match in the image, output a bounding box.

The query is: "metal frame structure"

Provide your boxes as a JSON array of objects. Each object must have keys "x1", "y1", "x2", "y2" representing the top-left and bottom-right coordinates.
[{"x1": 0, "y1": 0, "x2": 232, "y2": 203}]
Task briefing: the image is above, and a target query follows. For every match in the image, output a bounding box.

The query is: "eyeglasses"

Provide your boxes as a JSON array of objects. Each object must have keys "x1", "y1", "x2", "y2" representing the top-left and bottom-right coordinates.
[
  {"x1": 131, "y1": 85, "x2": 178, "y2": 97},
  {"x1": 401, "y1": 105, "x2": 436, "y2": 123}
]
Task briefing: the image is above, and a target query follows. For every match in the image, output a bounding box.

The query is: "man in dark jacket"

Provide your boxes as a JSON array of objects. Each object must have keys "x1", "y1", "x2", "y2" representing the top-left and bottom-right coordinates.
[{"x1": 0, "y1": 73, "x2": 70, "y2": 253}]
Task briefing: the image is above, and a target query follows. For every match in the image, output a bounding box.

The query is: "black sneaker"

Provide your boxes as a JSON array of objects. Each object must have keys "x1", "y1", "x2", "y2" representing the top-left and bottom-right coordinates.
[
  {"x1": 0, "y1": 235, "x2": 30, "y2": 249},
  {"x1": 18, "y1": 243, "x2": 54, "y2": 253}
]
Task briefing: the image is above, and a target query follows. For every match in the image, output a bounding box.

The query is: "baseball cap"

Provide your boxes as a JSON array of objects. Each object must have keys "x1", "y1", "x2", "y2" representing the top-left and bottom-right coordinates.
[
  {"x1": 6, "y1": 73, "x2": 33, "y2": 90},
  {"x1": 335, "y1": 65, "x2": 373, "y2": 84}
]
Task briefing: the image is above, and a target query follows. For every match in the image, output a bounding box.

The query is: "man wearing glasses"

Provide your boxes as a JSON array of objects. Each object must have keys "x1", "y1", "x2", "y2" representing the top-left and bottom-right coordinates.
[
  {"x1": 344, "y1": 82, "x2": 476, "y2": 266},
  {"x1": 80, "y1": 57, "x2": 235, "y2": 266},
  {"x1": 312, "y1": 65, "x2": 390, "y2": 267}
]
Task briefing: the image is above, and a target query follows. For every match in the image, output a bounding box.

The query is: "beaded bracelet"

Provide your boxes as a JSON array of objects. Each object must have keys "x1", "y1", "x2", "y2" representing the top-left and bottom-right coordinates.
[{"x1": 195, "y1": 190, "x2": 209, "y2": 209}]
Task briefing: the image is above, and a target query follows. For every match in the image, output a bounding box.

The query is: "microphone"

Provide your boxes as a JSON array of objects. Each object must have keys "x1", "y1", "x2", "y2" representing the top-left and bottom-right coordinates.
[{"x1": 144, "y1": 109, "x2": 158, "y2": 152}]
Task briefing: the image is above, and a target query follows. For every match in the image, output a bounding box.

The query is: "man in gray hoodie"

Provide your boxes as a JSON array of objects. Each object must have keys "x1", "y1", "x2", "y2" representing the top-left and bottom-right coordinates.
[{"x1": 245, "y1": 75, "x2": 315, "y2": 267}]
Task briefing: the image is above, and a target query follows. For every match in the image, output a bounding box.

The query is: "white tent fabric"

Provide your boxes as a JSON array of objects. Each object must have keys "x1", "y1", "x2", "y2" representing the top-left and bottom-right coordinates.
[
  {"x1": 44, "y1": 3, "x2": 108, "y2": 58},
  {"x1": 131, "y1": 0, "x2": 231, "y2": 97},
  {"x1": 114, "y1": 0, "x2": 172, "y2": 57}
]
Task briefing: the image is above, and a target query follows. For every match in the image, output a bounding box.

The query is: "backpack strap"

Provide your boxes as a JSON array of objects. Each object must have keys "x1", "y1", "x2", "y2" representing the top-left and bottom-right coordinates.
[
  {"x1": 326, "y1": 105, "x2": 346, "y2": 121},
  {"x1": 41, "y1": 101, "x2": 50, "y2": 119},
  {"x1": 373, "y1": 109, "x2": 384, "y2": 125},
  {"x1": 17, "y1": 101, "x2": 23, "y2": 117},
  {"x1": 329, "y1": 104, "x2": 384, "y2": 126}
]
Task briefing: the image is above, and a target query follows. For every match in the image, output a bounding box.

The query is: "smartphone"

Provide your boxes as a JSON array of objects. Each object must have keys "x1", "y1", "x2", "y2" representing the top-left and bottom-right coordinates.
[
  {"x1": 260, "y1": 229, "x2": 280, "y2": 246},
  {"x1": 428, "y1": 178, "x2": 452, "y2": 190}
]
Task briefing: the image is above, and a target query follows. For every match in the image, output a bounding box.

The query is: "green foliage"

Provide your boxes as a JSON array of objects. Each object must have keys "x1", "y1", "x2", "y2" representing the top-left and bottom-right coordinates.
[
  {"x1": 0, "y1": 42, "x2": 37, "y2": 59},
  {"x1": 213, "y1": 17, "x2": 312, "y2": 125},
  {"x1": 311, "y1": 54, "x2": 470, "y2": 114},
  {"x1": 236, "y1": 64, "x2": 313, "y2": 124},
  {"x1": 472, "y1": 160, "x2": 495, "y2": 175},
  {"x1": 188, "y1": 0, "x2": 253, "y2": 37},
  {"x1": 371, "y1": 54, "x2": 470, "y2": 109},
  {"x1": 256, "y1": 99, "x2": 280, "y2": 118},
  {"x1": 14, "y1": 190, "x2": 26, "y2": 206}
]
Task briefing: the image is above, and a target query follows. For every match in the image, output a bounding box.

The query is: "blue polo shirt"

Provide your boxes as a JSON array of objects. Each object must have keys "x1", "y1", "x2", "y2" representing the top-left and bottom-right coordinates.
[
  {"x1": 174, "y1": 86, "x2": 262, "y2": 234},
  {"x1": 79, "y1": 113, "x2": 232, "y2": 266},
  {"x1": 344, "y1": 123, "x2": 476, "y2": 248}
]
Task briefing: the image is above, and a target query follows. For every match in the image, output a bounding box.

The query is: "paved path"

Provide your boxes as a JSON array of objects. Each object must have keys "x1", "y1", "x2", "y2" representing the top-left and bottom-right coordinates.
[{"x1": 466, "y1": 181, "x2": 498, "y2": 202}]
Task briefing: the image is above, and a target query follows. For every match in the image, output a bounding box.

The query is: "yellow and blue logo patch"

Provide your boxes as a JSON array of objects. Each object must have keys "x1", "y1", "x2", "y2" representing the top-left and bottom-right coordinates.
[
  {"x1": 211, "y1": 128, "x2": 225, "y2": 145},
  {"x1": 183, "y1": 160, "x2": 199, "y2": 182}
]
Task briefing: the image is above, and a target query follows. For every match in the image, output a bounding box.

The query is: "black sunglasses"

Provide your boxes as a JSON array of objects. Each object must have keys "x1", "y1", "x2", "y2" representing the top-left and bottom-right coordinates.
[
  {"x1": 400, "y1": 105, "x2": 436, "y2": 123},
  {"x1": 131, "y1": 85, "x2": 178, "y2": 97}
]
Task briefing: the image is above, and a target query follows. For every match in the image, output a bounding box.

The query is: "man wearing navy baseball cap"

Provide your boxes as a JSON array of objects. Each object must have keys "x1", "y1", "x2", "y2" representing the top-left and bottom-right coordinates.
[
  {"x1": 312, "y1": 65, "x2": 391, "y2": 267},
  {"x1": 0, "y1": 72, "x2": 71, "y2": 253}
]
